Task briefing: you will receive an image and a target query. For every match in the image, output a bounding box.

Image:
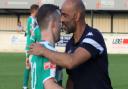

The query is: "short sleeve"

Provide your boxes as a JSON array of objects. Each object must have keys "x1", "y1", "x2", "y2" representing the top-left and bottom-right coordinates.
[{"x1": 79, "y1": 35, "x2": 104, "y2": 59}]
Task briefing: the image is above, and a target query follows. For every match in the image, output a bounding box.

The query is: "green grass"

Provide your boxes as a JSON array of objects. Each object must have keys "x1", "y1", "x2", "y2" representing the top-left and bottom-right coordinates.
[
  {"x1": 109, "y1": 54, "x2": 128, "y2": 89},
  {"x1": 0, "y1": 53, "x2": 25, "y2": 89},
  {"x1": 0, "y1": 53, "x2": 128, "y2": 89}
]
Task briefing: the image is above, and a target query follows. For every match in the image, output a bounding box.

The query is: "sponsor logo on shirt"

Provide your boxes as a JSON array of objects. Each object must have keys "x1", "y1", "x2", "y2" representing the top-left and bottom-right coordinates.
[
  {"x1": 44, "y1": 62, "x2": 56, "y2": 70},
  {"x1": 86, "y1": 32, "x2": 93, "y2": 37}
]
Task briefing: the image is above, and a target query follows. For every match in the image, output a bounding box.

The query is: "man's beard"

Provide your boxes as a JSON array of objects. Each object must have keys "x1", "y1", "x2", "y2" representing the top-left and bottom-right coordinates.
[
  {"x1": 63, "y1": 22, "x2": 76, "y2": 34},
  {"x1": 66, "y1": 27, "x2": 75, "y2": 34}
]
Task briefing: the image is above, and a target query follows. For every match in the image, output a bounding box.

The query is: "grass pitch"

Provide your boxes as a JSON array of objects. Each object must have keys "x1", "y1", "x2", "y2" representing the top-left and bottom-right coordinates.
[{"x1": 0, "y1": 53, "x2": 128, "y2": 89}]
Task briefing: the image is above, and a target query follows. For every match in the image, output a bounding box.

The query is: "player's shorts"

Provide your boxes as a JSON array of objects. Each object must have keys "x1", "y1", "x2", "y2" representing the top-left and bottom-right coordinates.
[
  {"x1": 30, "y1": 55, "x2": 56, "y2": 89},
  {"x1": 55, "y1": 66, "x2": 63, "y2": 85}
]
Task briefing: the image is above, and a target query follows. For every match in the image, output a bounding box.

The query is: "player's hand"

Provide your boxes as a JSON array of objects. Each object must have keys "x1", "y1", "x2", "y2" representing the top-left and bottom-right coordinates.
[
  {"x1": 28, "y1": 43, "x2": 44, "y2": 56},
  {"x1": 26, "y1": 58, "x2": 30, "y2": 69}
]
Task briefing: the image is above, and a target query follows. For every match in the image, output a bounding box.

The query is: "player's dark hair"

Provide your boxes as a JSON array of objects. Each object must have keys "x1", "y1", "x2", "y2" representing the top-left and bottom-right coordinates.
[
  {"x1": 36, "y1": 4, "x2": 60, "y2": 29},
  {"x1": 30, "y1": 4, "x2": 39, "y2": 13}
]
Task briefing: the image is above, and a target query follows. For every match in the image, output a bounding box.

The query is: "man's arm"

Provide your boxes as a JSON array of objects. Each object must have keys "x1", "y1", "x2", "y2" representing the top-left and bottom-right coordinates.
[
  {"x1": 44, "y1": 78, "x2": 64, "y2": 89},
  {"x1": 28, "y1": 43, "x2": 91, "y2": 69},
  {"x1": 66, "y1": 76, "x2": 73, "y2": 89}
]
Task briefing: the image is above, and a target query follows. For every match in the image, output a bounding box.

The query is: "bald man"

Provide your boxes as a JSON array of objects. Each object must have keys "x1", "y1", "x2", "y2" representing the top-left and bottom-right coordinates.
[{"x1": 28, "y1": 0, "x2": 113, "y2": 89}]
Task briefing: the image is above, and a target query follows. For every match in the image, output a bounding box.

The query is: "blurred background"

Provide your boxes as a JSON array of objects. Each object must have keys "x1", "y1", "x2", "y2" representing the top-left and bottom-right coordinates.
[{"x1": 0, "y1": 0, "x2": 128, "y2": 89}]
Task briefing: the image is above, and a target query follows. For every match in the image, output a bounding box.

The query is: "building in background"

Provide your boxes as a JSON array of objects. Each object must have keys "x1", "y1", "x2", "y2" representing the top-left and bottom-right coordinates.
[{"x1": 0, "y1": 0, "x2": 128, "y2": 53}]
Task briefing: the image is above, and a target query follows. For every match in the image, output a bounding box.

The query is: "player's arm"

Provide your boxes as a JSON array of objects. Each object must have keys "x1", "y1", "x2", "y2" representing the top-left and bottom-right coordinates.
[
  {"x1": 66, "y1": 76, "x2": 73, "y2": 89},
  {"x1": 44, "y1": 78, "x2": 64, "y2": 89},
  {"x1": 28, "y1": 43, "x2": 91, "y2": 69}
]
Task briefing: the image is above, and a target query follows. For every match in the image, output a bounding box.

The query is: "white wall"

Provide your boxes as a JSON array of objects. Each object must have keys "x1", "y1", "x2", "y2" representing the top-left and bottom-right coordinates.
[
  {"x1": 0, "y1": 32, "x2": 26, "y2": 52},
  {"x1": 0, "y1": 32, "x2": 128, "y2": 54}
]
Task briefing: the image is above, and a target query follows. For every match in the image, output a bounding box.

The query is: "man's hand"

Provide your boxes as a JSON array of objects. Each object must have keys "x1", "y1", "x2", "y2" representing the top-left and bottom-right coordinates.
[
  {"x1": 44, "y1": 78, "x2": 64, "y2": 89},
  {"x1": 25, "y1": 58, "x2": 30, "y2": 69},
  {"x1": 28, "y1": 43, "x2": 44, "y2": 56}
]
